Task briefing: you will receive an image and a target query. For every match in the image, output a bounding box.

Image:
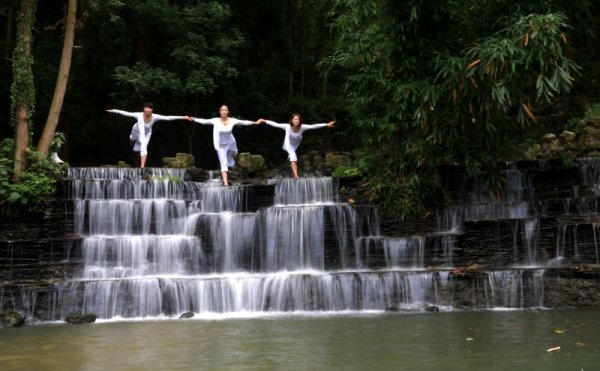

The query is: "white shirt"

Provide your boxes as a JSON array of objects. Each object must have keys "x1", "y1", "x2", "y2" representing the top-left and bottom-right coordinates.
[
  {"x1": 109, "y1": 109, "x2": 185, "y2": 155},
  {"x1": 193, "y1": 117, "x2": 254, "y2": 150},
  {"x1": 265, "y1": 120, "x2": 327, "y2": 152}
]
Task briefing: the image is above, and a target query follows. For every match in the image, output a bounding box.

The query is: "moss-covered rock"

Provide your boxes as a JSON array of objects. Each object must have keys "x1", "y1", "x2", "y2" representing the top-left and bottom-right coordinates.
[
  {"x1": 523, "y1": 117, "x2": 600, "y2": 160},
  {"x1": 0, "y1": 309, "x2": 26, "y2": 327},
  {"x1": 164, "y1": 153, "x2": 195, "y2": 168},
  {"x1": 65, "y1": 312, "x2": 97, "y2": 324},
  {"x1": 238, "y1": 152, "x2": 265, "y2": 173},
  {"x1": 325, "y1": 152, "x2": 352, "y2": 168}
]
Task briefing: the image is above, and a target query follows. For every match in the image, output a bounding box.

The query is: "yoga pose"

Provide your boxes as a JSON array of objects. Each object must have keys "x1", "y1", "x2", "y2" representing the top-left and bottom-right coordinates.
[
  {"x1": 192, "y1": 105, "x2": 264, "y2": 186},
  {"x1": 265, "y1": 113, "x2": 335, "y2": 178},
  {"x1": 106, "y1": 102, "x2": 190, "y2": 168}
]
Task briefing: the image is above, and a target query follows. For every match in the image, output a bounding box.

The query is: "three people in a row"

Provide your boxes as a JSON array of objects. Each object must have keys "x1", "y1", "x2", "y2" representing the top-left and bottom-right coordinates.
[{"x1": 107, "y1": 103, "x2": 335, "y2": 185}]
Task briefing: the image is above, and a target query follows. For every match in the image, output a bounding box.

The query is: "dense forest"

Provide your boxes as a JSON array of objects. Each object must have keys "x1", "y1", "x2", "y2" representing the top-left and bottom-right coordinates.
[{"x1": 1, "y1": 0, "x2": 599, "y2": 218}]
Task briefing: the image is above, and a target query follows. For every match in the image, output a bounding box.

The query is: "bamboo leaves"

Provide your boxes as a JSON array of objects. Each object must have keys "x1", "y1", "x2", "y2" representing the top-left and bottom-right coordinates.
[{"x1": 324, "y1": 1, "x2": 581, "y2": 217}]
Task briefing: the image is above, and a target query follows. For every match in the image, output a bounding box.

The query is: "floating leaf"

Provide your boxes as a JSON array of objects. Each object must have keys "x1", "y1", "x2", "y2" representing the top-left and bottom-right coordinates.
[
  {"x1": 554, "y1": 329, "x2": 565, "y2": 334},
  {"x1": 546, "y1": 346, "x2": 561, "y2": 352}
]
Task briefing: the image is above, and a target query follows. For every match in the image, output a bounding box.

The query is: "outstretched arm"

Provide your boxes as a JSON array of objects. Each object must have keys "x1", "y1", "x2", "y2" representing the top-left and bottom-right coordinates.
[
  {"x1": 230, "y1": 118, "x2": 258, "y2": 127},
  {"x1": 106, "y1": 109, "x2": 138, "y2": 118},
  {"x1": 192, "y1": 117, "x2": 214, "y2": 125},
  {"x1": 301, "y1": 120, "x2": 335, "y2": 131},
  {"x1": 264, "y1": 120, "x2": 289, "y2": 130},
  {"x1": 152, "y1": 114, "x2": 191, "y2": 122}
]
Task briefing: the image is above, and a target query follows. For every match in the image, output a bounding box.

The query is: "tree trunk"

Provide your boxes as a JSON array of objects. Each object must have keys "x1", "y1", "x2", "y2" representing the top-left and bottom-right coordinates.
[
  {"x1": 37, "y1": 0, "x2": 77, "y2": 159},
  {"x1": 3, "y1": 1, "x2": 15, "y2": 74},
  {"x1": 11, "y1": 0, "x2": 36, "y2": 182}
]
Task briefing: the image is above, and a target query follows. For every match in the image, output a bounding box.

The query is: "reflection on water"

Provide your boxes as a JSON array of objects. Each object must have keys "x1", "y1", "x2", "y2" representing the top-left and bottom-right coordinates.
[{"x1": 1, "y1": 310, "x2": 599, "y2": 370}]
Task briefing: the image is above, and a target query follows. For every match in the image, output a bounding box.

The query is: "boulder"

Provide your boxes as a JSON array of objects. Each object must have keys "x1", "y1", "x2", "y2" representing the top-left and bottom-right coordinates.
[
  {"x1": 238, "y1": 152, "x2": 265, "y2": 173},
  {"x1": 65, "y1": 312, "x2": 97, "y2": 324},
  {"x1": 0, "y1": 309, "x2": 26, "y2": 327},
  {"x1": 179, "y1": 311, "x2": 195, "y2": 319},
  {"x1": 325, "y1": 153, "x2": 352, "y2": 168},
  {"x1": 559, "y1": 130, "x2": 576, "y2": 143},
  {"x1": 164, "y1": 153, "x2": 195, "y2": 168}
]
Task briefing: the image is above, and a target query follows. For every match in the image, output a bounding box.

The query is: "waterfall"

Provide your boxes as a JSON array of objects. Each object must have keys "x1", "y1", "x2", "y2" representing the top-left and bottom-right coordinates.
[
  {"x1": 24, "y1": 165, "x2": 577, "y2": 320},
  {"x1": 481, "y1": 269, "x2": 545, "y2": 308},
  {"x1": 271, "y1": 177, "x2": 337, "y2": 205},
  {"x1": 44, "y1": 170, "x2": 463, "y2": 319}
]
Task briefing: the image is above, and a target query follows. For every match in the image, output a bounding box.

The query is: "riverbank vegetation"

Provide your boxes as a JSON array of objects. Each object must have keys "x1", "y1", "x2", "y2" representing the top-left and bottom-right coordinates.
[{"x1": 1, "y1": 0, "x2": 599, "y2": 219}]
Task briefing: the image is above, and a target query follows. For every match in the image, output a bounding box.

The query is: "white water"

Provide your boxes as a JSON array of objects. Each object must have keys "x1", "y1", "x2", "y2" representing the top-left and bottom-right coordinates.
[{"x1": 30, "y1": 168, "x2": 557, "y2": 320}]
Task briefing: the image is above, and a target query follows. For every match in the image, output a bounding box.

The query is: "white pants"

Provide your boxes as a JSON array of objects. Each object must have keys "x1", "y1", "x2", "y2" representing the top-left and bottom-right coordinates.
[
  {"x1": 286, "y1": 149, "x2": 298, "y2": 162},
  {"x1": 217, "y1": 144, "x2": 237, "y2": 172},
  {"x1": 283, "y1": 143, "x2": 299, "y2": 162}
]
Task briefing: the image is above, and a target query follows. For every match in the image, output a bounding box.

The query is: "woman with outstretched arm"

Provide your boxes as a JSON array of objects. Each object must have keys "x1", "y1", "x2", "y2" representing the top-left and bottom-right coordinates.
[
  {"x1": 106, "y1": 102, "x2": 190, "y2": 168},
  {"x1": 265, "y1": 113, "x2": 335, "y2": 178},
  {"x1": 191, "y1": 104, "x2": 264, "y2": 186}
]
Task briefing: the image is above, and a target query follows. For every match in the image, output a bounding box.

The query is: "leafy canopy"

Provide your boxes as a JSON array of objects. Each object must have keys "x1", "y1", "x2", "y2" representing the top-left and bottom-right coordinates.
[{"x1": 322, "y1": 0, "x2": 580, "y2": 217}]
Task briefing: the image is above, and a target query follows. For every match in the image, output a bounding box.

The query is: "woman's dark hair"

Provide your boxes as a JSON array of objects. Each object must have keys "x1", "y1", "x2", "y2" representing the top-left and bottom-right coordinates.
[
  {"x1": 143, "y1": 102, "x2": 154, "y2": 109},
  {"x1": 288, "y1": 113, "x2": 302, "y2": 126}
]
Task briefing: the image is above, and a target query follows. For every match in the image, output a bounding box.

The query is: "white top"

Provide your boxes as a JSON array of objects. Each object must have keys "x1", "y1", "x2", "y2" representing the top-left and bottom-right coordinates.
[
  {"x1": 193, "y1": 117, "x2": 254, "y2": 150},
  {"x1": 265, "y1": 120, "x2": 327, "y2": 151},
  {"x1": 109, "y1": 109, "x2": 185, "y2": 155}
]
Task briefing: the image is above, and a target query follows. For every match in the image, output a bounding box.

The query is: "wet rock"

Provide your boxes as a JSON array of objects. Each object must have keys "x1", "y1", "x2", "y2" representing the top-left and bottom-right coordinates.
[
  {"x1": 0, "y1": 309, "x2": 26, "y2": 327},
  {"x1": 325, "y1": 152, "x2": 352, "y2": 168},
  {"x1": 101, "y1": 161, "x2": 130, "y2": 168},
  {"x1": 559, "y1": 130, "x2": 576, "y2": 143},
  {"x1": 385, "y1": 306, "x2": 401, "y2": 312},
  {"x1": 238, "y1": 152, "x2": 265, "y2": 173},
  {"x1": 164, "y1": 153, "x2": 195, "y2": 168},
  {"x1": 179, "y1": 311, "x2": 195, "y2": 319},
  {"x1": 65, "y1": 312, "x2": 97, "y2": 324},
  {"x1": 523, "y1": 117, "x2": 600, "y2": 159},
  {"x1": 523, "y1": 143, "x2": 541, "y2": 160},
  {"x1": 424, "y1": 305, "x2": 440, "y2": 312}
]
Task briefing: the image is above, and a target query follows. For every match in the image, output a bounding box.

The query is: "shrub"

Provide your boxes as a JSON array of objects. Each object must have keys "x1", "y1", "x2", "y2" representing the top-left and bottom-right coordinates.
[{"x1": 0, "y1": 138, "x2": 64, "y2": 217}]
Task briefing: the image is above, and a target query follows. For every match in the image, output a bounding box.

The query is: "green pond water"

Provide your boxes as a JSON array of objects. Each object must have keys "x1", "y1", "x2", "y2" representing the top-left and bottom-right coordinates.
[{"x1": 0, "y1": 310, "x2": 598, "y2": 370}]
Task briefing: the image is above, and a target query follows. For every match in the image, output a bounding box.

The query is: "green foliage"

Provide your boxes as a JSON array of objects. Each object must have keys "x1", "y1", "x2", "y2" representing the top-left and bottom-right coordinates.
[
  {"x1": 364, "y1": 172, "x2": 437, "y2": 220},
  {"x1": 331, "y1": 165, "x2": 361, "y2": 178},
  {"x1": 584, "y1": 103, "x2": 600, "y2": 119},
  {"x1": 51, "y1": 131, "x2": 66, "y2": 151},
  {"x1": 0, "y1": 139, "x2": 63, "y2": 216},
  {"x1": 103, "y1": 1, "x2": 244, "y2": 102},
  {"x1": 565, "y1": 101, "x2": 600, "y2": 131},
  {"x1": 10, "y1": 0, "x2": 36, "y2": 126},
  {"x1": 323, "y1": 0, "x2": 580, "y2": 218},
  {"x1": 114, "y1": 63, "x2": 182, "y2": 96}
]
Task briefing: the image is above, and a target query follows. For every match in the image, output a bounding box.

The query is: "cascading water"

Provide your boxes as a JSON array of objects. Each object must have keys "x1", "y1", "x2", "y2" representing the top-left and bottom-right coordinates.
[
  {"x1": 48, "y1": 169, "x2": 457, "y2": 320},
  {"x1": 6, "y1": 159, "x2": 600, "y2": 322}
]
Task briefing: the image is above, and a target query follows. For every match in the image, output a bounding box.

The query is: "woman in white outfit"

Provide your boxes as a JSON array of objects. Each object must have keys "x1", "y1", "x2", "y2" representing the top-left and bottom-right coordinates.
[
  {"x1": 192, "y1": 105, "x2": 264, "y2": 186},
  {"x1": 265, "y1": 113, "x2": 335, "y2": 178},
  {"x1": 106, "y1": 102, "x2": 190, "y2": 168}
]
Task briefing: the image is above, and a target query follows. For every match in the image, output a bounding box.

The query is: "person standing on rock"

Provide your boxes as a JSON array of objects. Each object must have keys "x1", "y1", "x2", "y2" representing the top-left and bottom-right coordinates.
[
  {"x1": 191, "y1": 104, "x2": 264, "y2": 186},
  {"x1": 106, "y1": 102, "x2": 191, "y2": 168},
  {"x1": 265, "y1": 113, "x2": 335, "y2": 178}
]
